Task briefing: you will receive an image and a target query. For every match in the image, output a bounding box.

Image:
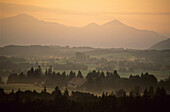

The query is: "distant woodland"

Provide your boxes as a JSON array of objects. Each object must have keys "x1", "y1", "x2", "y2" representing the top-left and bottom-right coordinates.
[{"x1": 2, "y1": 66, "x2": 170, "y2": 93}]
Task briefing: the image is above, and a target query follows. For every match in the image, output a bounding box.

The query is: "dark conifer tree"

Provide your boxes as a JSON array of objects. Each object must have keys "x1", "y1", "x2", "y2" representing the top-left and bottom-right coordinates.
[{"x1": 77, "y1": 71, "x2": 83, "y2": 78}]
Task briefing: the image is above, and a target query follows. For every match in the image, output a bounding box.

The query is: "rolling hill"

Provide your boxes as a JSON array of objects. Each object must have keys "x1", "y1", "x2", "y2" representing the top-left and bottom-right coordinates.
[{"x1": 150, "y1": 38, "x2": 170, "y2": 50}]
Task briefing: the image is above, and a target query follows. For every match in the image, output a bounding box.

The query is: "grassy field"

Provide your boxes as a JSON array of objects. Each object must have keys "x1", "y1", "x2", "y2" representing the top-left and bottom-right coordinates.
[
  {"x1": 92, "y1": 52, "x2": 134, "y2": 60},
  {"x1": 1, "y1": 83, "x2": 169, "y2": 95}
]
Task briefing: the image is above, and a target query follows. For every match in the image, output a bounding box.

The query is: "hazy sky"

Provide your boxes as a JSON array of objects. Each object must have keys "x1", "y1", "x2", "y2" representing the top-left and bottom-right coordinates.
[{"x1": 0, "y1": 0, "x2": 170, "y2": 33}]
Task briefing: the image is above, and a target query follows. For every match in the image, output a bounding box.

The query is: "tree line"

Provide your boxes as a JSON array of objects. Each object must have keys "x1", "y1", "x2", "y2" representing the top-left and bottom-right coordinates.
[
  {"x1": 0, "y1": 86, "x2": 169, "y2": 112},
  {"x1": 5, "y1": 66, "x2": 170, "y2": 92}
]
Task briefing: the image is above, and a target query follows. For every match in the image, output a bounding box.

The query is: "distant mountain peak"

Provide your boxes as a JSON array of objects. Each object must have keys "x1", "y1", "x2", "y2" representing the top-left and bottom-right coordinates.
[
  {"x1": 83, "y1": 23, "x2": 99, "y2": 28},
  {"x1": 110, "y1": 20, "x2": 122, "y2": 23},
  {"x1": 88, "y1": 23, "x2": 98, "y2": 26},
  {"x1": 7, "y1": 13, "x2": 38, "y2": 21},
  {"x1": 17, "y1": 13, "x2": 31, "y2": 17},
  {"x1": 102, "y1": 20, "x2": 124, "y2": 26}
]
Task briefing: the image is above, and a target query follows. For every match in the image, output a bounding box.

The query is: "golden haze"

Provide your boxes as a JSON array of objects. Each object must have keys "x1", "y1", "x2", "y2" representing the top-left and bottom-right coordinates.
[{"x1": 0, "y1": 0, "x2": 170, "y2": 33}]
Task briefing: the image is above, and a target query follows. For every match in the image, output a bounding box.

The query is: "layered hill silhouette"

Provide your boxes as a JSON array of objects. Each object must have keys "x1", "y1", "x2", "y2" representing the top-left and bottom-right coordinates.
[
  {"x1": 0, "y1": 14, "x2": 166, "y2": 49},
  {"x1": 150, "y1": 38, "x2": 170, "y2": 50}
]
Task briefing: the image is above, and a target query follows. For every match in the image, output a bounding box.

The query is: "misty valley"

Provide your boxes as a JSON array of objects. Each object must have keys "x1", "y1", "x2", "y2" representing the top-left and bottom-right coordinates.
[
  {"x1": 1, "y1": 45, "x2": 170, "y2": 80},
  {"x1": 0, "y1": 45, "x2": 170, "y2": 112}
]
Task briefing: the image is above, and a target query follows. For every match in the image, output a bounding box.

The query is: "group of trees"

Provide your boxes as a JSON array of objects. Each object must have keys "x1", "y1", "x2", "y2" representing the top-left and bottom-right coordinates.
[
  {"x1": 0, "y1": 86, "x2": 169, "y2": 112},
  {"x1": 82, "y1": 70, "x2": 158, "y2": 92},
  {"x1": 7, "y1": 66, "x2": 42, "y2": 84},
  {"x1": 6, "y1": 66, "x2": 170, "y2": 93},
  {"x1": 7, "y1": 66, "x2": 84, "y2": 88}
]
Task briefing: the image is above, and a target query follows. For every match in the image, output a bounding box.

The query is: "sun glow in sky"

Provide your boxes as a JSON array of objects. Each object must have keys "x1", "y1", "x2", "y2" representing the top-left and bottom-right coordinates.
[{"x1": 0, "y1": 0, "x2": 170, "y2": 33}]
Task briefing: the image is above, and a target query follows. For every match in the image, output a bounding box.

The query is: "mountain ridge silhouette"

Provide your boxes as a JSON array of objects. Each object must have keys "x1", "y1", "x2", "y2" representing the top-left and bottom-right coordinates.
[{"x1": 0, "y1": 14, "x2": 166, "y2": 49}]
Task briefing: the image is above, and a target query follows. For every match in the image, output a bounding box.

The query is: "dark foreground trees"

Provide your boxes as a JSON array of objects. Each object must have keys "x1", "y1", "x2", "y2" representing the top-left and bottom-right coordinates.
[{"x1": 0, "y1": 86, "x2": 170, "y2": 112}]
